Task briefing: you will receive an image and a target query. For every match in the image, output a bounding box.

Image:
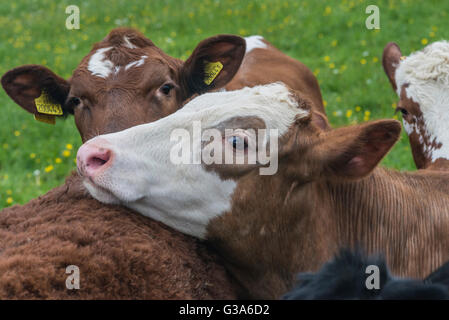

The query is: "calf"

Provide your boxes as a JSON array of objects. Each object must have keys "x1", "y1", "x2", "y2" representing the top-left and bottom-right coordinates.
[
  {"x1": 282, "y1": 249, "x2": 449, "y2": 300},
  {"x1": 383, "y1": 41, "x2": 449, "y2": 170},
  {"x1": 75, "y1": 83, "x2": 449, "y2": 299}
]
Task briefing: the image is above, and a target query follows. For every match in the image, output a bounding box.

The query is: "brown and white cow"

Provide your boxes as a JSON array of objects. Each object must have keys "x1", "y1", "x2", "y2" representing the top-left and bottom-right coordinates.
[
  {"x1": 2, "y1": 28, "x2": 324, "y2": 142},
  {"x1": 383, "y1": 41, "x2": 449, "y2": 170},
  {"x1": 75, "y1": 83, "x2": 449, "y2": 299}
]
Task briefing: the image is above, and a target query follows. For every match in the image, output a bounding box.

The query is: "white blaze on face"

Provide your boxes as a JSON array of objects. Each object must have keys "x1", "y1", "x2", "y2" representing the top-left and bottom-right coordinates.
[
  {"x1": 125, "y1": 55, "x2": 148, "y2": 70},
  {"x1": 88, "y1": 47, "x2": 114, "y2": 78},
  {"x1": 123, "y1": 36, "x2": 137, "y2": 49},
  {"x1": 87, "y1": 40, "x2": 146, "y2": 78},
  {"x1": 244, "y1": 35, "x2": 267, "y2": 54},
  {"x1": 395, "y1": 41, "x2": 449, "y2": 162},
  {"x1": 81, "y1": 83, "x2": 308, "y2": 239}
]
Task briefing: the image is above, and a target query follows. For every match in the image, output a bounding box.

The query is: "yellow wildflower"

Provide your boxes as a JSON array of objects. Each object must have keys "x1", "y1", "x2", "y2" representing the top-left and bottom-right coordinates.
[{"x1": 45, "y1": 165, "x2": 54, "y2": 173}]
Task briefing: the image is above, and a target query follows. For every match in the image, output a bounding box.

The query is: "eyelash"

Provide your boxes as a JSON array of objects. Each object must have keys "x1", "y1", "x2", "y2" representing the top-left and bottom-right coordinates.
[{"x1": 160, "y1": 83, "x2": 174, "y2": 95}]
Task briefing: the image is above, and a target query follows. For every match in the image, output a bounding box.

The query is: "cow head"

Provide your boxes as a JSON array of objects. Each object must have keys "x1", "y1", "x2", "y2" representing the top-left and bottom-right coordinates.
[
  {"x1": 1, "y1": 28, "x2": 246, "y2": 142},
  {"x1": 75, "y1": 83, "x2": 400, "y2": 238},
  {"x1": 383, "y1": 41, "x2": 449, "y2": 169}
]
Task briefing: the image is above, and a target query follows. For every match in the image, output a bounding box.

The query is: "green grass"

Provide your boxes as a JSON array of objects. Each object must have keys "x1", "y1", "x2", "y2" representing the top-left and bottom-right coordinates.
[{"x1": 1, "y1": 0, "x2": 448, "y2": 209}]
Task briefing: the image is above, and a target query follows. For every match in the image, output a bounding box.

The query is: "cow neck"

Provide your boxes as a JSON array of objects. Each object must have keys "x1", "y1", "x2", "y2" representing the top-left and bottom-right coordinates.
[{"x1": 207, "y1": 167, "x2": 449, "y2": 299}]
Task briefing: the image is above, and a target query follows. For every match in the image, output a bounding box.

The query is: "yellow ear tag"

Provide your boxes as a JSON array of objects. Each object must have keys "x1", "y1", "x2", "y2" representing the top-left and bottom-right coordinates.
[
  {"x1": 204, "y1": 61, "x2": 223, "y2": 85},
  {"x1": 400, "y1": 56, "x2": 406, "y2": 61},
  {"x1": 34, "y1": 113, "x2": 56, "y2": 125},
  {"x1": 34, "y1": 89, "x2": 63, "y2": 116}
]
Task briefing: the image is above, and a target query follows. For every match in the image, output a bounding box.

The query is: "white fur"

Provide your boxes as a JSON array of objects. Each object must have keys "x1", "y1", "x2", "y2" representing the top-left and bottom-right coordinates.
[
  {"x1": 395, "y1": 41, "x2": 449, "y2": 162},
  {"x1": 123, "y1": 36, "x2": 137, "y2": 49},
  {"x1": 125, "y1": 55, "x2": 148, "y2": 70},
  {"x1": 88, "y1": 47, "x2": 114, "y2": 78},
  {"x1": 81, "y1": 83, "x2": 308, "y2": 238},
  {"x1": 88, "y1": 45, "x2": 148, "y2": 78},
  {"x1": 244, "y1": 35, "x2": 267, "y2": 54}
]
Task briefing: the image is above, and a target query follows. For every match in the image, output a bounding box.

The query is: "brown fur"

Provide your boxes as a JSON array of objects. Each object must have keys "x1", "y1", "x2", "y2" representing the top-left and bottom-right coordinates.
[
  {"x1": 204, "y1": 109, "x2": 449, "y2": 299},
  {"x1": 0, "y1": 173, "x2": 235, "y2": 299}
]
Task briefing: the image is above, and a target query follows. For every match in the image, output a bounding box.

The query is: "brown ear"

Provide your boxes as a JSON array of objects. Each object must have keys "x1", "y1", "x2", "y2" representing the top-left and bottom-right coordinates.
[
  {"x1": 382, "y1": 42, "x2": 403, "y2": 92},
  {"x1": 1, "y1": 65, "x2": 71, "y2": 115},
  {"x1": 181, "y1": 35, "x2": 246, "y2": 95},
  {"x1": 316, "y1": 120, "x2": 401, "y2": 179},
  {"x1": 312, "y1": 111, "x2": 331, "y2": 131}
]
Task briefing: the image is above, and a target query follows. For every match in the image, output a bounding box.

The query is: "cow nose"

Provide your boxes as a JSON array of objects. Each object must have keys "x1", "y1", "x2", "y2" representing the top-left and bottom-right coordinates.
[{"x1": 76, "y1": 139, "x2": 113, "y2": 178}]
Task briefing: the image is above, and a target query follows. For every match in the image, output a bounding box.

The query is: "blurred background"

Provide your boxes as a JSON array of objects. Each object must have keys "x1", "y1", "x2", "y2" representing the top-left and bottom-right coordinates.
[{"x1": 1, "y1": 0, "x2": 448, "y2": 209}]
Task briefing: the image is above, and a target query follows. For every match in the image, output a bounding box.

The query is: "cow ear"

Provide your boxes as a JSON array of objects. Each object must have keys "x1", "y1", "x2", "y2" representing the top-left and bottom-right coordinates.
[
  {"x1": 312, "y1": 111, "x2": 331, "y2": 131},
  {"x1": 314, "y1": 120, "x2": 401, "y2": 179},
  {"x1": 1, "y1": 65, "x2": 71, "y2": 116},
  {"x1": 181, "y1": 35, "x2": 246, "y2": 96},
  {"x1": 382, "y1": 42, "x2": 403, "y2": 92}
]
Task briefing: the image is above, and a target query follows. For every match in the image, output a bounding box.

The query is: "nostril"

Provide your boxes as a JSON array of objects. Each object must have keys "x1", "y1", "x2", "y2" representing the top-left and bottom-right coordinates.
[
  {"x1": 86, "y1": 149, "x2": 111, "y2": 170},
  {"x1": 89, "y1": 156, "x2": 107, "y2": 168}
]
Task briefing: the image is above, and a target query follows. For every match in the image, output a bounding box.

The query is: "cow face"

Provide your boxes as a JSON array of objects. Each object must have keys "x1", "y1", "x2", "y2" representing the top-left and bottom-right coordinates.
[
  {"x1": 76, "y1": 83, "x2": 400, "y2": 239},
  {"x1": 1, "y1": 28, "x2": 245, "y2": 142},
  {"x1": 383, "y1": 41, "x2": 449, "y2": 169}
]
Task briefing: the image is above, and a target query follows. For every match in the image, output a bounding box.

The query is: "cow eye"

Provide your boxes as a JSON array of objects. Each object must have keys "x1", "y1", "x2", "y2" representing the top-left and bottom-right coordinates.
[
  {"x1": 228, "y1": 136, "x2": 248, "y2": 150},
  {"x1": 68, "y1": 97, "x2": 81, "y2": 107},
  {"x1": 160, "y1": 83, "x2": 174, "y2": 95},
  {"x1": 395, "y1": 107, "x2": 408, "y2": 116}
]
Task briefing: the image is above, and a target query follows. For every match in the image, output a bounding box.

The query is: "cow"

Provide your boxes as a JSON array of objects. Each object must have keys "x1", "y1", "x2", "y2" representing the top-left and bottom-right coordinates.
[
  {"x1": 1, "y1": 28, "x2": 324, "y2": 299},
  {"x1": 282, "y1": 249, "x2": 449, "y2": 300},
  {"x1": 75, "y1": 83, "x2": 449, "y2": 299},
  {"x1": 383, "y1": 41, "x2": 449, "y2": 170},
  {"x1": 2, "y1": 28, "x2": 324, "y2": 142}
]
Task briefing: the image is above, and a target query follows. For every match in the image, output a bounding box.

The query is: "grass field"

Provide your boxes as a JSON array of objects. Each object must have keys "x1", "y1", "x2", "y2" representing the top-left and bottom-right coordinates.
[{"x1": 1, "y1": 0, "x2": 448, "y2": 209}]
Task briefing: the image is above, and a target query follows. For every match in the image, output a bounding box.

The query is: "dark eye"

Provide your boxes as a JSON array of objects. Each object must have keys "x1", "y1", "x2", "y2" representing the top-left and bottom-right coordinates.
[
  {"x1": 396, "y1": 107, "x2": 408, "y2": 116},
  {"x1": 228, "y1": 136, "x2": 248, "y2": 150},
  {"x1": 160, "y1": 83, "x2": 174, "y2": 95},
  {"x1": 68, "y1": 97, "x2": 81, "y2": 107}
]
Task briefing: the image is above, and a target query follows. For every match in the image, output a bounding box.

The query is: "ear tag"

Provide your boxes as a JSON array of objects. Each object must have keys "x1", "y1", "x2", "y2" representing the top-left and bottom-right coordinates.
[
  {"x1": 34, "y1": 113, "x2": 56, "y2": 125},
  {"x1": 34, "y1": 89, "x2": 63, "y2": 115},
  {"x1": 204, "y1": 61, "x2": 223, "y2": 85},
  {"x1": 400, "y1": 56, "x2": 406, "y2": 61}
]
